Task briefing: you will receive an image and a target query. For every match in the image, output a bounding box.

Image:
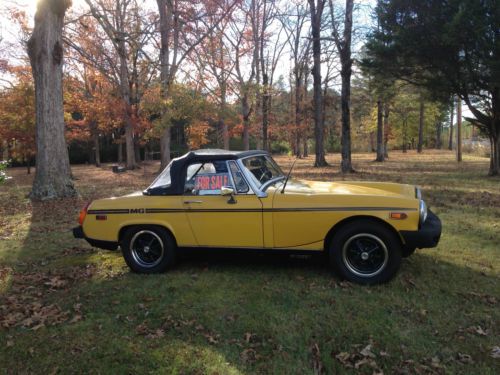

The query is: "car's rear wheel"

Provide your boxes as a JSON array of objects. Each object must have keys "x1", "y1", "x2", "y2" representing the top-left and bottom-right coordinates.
[
  {"x1": 121, "y1": 226, "x2": 176, "y2": 273},
  {"x1": 329, "y1": 220, "x2": 402, "y2": 285}
]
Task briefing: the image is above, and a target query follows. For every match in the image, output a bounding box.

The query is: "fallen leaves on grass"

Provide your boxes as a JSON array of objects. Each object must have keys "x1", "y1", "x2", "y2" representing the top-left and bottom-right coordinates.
[
  {"x1": 334, "y1": 343, "x2": 383, "y2": 373},
  {"x1": 1, "y1": 299, "x2": 69, "y2": 329},
  {"x1": 62, "y1": 246, "x2": 96, "y2": 256},
  {"x1": 0, "y1": 266, "x2": 12, "y2": 283},
  {"x1": 491, "y1": 346, "x2": 500, "y2": 359},
  {"x1": 240, "y1": 348, "x2": 259, "y2": 364},
  {"x1": 0, "y1": 266, "x2": 95, "y2": 329},
  {"x1": 460, "y1": 291, "x2": 498, "y2": 306},
  {"x1": 465, "y1": 325, "x2": 488, "y2": 337},
  {"x1": 310, "y1": 342, "x2": 324, "y2": 374},
  {"x1": 456, "y1": 353, "x2": 473, "y2": 364}
]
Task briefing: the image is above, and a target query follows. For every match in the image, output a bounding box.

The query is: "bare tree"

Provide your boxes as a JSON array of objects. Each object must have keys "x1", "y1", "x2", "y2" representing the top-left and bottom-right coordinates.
[
  {"x1": 192, "y1": 17, "x2": 235, "y2": 149},
  {"x1": 258, "y1": 1, "x2": 285, "y2": 151},
  {"x1": 417, "y1": 93, "x2": 424, "y2": 153},
  {"x1": 329, "y1": 0, "x2": 354, "y2": 172},
  {"x1": 383, "y1": 103, "x2": 390, "y2": 157},
  {"x1": 457, "y1": 97, "x2": 462, "y2": 162},
  {"x1": 27, "y1": 0, "x2": 76, "y2": 199},
  {"x1": 375, "y1": 98, "x2": 384, "y2": 161},
  {"x1": 222, "y1": 2, "x2": 264, "y2": 151},
  {"x1": 156, "y1": 0, "x2": 236, "y2": 168},
  {"x1": 280, "y1": 2, "x2": 311, "y2": 157},
  {"x1": 448, "y1": 99, "x2": 454, "y2": 150},
  {"x1": 83, "y1": 0, "x2": 141, "y2": 169},
  {"x1": 308, "y1": 0, "x2": 328, "y2": 167}
]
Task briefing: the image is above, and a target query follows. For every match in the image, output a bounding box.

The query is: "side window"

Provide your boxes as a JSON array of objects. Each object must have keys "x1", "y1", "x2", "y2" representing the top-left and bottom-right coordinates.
[
  {"x1": 184, "y1": 161, "x2": 232, "y2": 195},
  {"x1": 228, "y1": 161, "x2": 250, "y2": 194}
]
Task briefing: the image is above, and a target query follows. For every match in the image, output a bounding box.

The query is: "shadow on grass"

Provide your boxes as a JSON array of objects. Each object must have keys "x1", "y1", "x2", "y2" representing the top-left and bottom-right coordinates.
[{"x1": 1, "y1": 161, "x2": 499, "y2": 374}]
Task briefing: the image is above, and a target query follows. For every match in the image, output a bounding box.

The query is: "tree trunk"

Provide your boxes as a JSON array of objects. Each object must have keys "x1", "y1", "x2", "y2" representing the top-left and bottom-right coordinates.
[
  {"x1": 116, "y1": 37, "x2": 135, "y2": 170},
  {"x1": 242, "y1": 95, "x2": 251, "y2": 151},
  {"x1": 308, "y1": 0, "x2": 327, "y2": 167},
  {"x1": 134, "y1": 140, "x2": 141, "y2": 164},
  {"x1": 160, "y1": 127, "x2": 171, "y2": 170},
  {"x1": 118, "y1": 142, "x2": 123, "y2": 164},
  {"x1": 26, "y1": 155, "x2": 31, "y2": 175},
  {"x1": 417, "y1": 96, "x2": 424, "y2": 153},
  {"x1": 294, "y1": 66, "x2": 303, "y2": 158},
  {"x1": 402, "y1": 119, "x2": 407, "y2": 153},
  {"x1": 375, "y1": 99, "x2": 384, "y2": 161},
  {"x1": 448, "y1": 100, "x2": 454, "y2": 150},
  {"x1": 157, "y1": 0, "x2": 173, "y2": 170},
  {"x1": 490, "y1": 133, "x2": 499, "y2": 176},
  {"x1": 457, "y1": 98, "x2": 462, "y2": 162},
  {"x1": 262, "y1": 72, "x2": 270, "y2": 151},
  {"x1": 383, "y1": 103, "x2": 390, "y2": 158},
  {"x1": 436, "y1": 121, "x2": 442, "y2": 149},
  {"x1": 27, "y1": 0, "x2": 76, "y2": 200},
  {"x1": 339, "y1": 0, "x2": 354, "y2": 172},
  {"x1": 220, "y1": 86, "x2": 229, "y2": 150},
  {"x1": 92, "y1": 122, "x2": 101, "y2": 167}
]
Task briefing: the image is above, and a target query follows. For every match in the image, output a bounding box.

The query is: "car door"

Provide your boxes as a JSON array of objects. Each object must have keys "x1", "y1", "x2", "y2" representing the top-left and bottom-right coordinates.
[{"x1": 182, "y1": 160, "x2": 264, "y2": 248}]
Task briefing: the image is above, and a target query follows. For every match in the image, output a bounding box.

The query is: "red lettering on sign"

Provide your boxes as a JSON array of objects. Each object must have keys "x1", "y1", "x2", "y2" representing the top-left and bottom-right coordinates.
[{"x1": 194, "y1": 173, "x2": 229, "y2": 191}]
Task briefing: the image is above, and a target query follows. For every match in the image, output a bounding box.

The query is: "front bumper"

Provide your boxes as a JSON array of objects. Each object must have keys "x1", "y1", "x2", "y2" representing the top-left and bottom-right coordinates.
[
  {"x1": 400, "y1": 210, "x2": 441, "y2": 249},
  {"x1": 72, "y1": 226, "x2": 119, "y2": 251}
]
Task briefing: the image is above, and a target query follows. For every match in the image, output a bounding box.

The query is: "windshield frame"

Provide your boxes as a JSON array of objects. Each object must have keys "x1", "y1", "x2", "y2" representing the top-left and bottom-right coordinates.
[{"x1": 237, "y1": 154, "x2": 285, "y2": 196}]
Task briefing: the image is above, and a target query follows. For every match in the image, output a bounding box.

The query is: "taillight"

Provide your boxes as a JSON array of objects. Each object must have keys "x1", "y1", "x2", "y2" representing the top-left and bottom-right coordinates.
[{"x1": 78, "y1": 202, "x2": 91, "y2": 225}]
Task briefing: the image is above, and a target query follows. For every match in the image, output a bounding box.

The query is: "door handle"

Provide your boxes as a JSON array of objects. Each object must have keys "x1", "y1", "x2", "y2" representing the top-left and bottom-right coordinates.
[{"x1": 183, "y1": 200, "x2": 202, "y2": 204}]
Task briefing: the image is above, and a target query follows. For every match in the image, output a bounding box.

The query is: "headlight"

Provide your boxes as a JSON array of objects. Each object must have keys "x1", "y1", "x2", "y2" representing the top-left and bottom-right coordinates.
[{"x1": 419, "y1": 200, "x2": 428, "y2": 225}]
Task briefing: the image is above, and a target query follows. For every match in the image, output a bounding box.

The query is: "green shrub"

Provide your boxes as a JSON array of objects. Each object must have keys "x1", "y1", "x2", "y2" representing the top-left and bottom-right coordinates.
[
  {"x1": 270, "y1": 140, "x2": 291, "y2": 155},
  {"x1": 0, "y1": 160, "x2": 10, "y2": 183}
]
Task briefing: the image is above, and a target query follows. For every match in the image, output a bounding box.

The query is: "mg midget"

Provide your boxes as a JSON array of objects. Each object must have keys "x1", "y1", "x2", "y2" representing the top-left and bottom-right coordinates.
[{"x1": 73, "y1": 149, "x2": 441, "y2": 284}]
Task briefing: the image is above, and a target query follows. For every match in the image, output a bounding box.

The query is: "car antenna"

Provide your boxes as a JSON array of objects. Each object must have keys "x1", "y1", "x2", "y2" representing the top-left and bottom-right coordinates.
[{"x1": 281, "y1": 157, "x2": 298, "y2": 194}]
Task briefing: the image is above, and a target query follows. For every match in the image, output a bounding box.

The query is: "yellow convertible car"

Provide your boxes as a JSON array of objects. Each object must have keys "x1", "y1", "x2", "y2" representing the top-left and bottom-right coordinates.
[{"x1": 73, "y1": 149, "x2": 441, "y2": 284}]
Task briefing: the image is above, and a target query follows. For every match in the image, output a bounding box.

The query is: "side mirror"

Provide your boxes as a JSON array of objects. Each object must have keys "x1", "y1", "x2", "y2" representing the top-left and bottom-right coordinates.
[
  {"x1": 221, "y1": 186, "x2": 234, "y2": 196},
  {"x1": 221, "y1": 186, "x2": 237, "y2": 204}
]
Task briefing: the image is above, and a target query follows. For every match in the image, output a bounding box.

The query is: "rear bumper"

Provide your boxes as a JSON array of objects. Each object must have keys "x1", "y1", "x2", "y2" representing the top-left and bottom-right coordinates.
[
  {"x1": 400, "y1": 210, "x2": 442, "y2": 249},
  {"x1": 72, "y1": 226, "x2": 119, "y2": 251}
]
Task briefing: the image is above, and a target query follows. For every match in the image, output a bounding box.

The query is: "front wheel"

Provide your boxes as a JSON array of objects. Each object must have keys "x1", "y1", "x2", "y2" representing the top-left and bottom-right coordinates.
[
  {"x1": 329, "y1": 220, "x2": 402, "y2": 285},
  {"x1": 121, "y1": 226, "x2": 176, "y2": 273}
]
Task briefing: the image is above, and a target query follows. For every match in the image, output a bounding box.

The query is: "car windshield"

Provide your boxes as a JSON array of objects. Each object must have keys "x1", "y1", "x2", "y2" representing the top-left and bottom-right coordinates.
[
  {"x1": 148, "y1": 162, "x2": 172, "y2": 189},
  {"x1": 241, "y1": 155, "x2": 285, "y2": 189}
]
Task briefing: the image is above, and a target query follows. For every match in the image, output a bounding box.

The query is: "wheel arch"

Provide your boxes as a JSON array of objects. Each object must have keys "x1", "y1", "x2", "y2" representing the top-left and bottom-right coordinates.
[
  {"x1": 118, "y1": 224, "x2": 177, "y2": 246},
  {"x1": 324, "y1": 215, "x2": 403, "y2": 251}
]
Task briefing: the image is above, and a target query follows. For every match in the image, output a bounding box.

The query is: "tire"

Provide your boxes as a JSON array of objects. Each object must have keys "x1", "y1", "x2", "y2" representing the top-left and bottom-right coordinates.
[
  {"x1": 329, "y1": 220, "x2": 402, "y2": 285},
  {"x1": 121, "y1": 226, "x2": 176, "y2": 274},
  {"x1": 402, "y1": 246, "x2": 416, "y2": 258}
]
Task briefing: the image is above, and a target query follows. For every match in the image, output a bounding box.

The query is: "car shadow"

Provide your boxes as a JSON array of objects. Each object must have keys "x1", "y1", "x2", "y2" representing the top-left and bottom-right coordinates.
[{"x1": 1, "y1": 165, "x2": 499, "y2": 374}]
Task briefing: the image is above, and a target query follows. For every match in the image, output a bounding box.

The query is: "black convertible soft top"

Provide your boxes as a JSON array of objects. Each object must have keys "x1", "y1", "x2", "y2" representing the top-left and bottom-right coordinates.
[{"x1": 146, "y1": 149, "x2": 268, "y2": 195}]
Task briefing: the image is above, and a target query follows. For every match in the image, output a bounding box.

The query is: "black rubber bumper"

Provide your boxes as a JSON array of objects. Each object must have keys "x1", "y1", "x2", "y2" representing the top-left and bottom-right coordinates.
[
  {"x1": 400, "y1": 210, "x2": 442, "y2": 249},
  {"x1": 72, "y1": 226, "x2": 119, "y2": 251},
  {"x1": 73, "y1": 226, "x2": 85, "y2": 238}
]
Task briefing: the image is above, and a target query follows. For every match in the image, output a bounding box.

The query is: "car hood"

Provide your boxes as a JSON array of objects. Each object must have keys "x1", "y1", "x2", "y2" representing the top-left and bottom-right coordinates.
[{"x1": 282, "y1": 179, "x2": 416, "y2": 198}]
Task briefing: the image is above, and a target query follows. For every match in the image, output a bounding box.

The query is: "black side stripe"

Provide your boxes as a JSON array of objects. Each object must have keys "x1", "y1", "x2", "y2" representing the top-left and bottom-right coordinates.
[
  {"x1": 88, "y1": 209, "x2": 130, "y2": 214},
  {"x1": 88, "y1": 207, "x2": 417, "y2": 214}
]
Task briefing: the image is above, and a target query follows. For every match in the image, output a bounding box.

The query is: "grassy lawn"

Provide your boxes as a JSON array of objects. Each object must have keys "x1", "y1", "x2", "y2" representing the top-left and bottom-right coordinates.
[{"x1": 1, "y1": 150, "x2": 499, "y2": 374}]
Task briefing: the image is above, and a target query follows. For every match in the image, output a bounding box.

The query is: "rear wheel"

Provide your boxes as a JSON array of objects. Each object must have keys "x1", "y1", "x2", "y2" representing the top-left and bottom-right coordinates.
[
  {"x1": 121, "y1": 226, "x2": 176, "y2": 273},
  {"x1": 329, "y1": 220, "x2": 402, "y2": 285}
]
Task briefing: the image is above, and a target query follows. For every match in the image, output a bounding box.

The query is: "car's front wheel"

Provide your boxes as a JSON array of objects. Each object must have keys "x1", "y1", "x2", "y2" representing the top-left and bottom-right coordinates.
[
  {"x1": 121, "y1": 226, "x2": 176, "y2": 273},
  {"x1": 329, "y1": 220, "x2": 402, "y2": 285}
]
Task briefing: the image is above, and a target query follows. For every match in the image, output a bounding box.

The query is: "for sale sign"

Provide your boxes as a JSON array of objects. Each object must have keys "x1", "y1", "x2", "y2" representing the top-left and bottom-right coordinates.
[{"x1": 195, "y1": 173, "x2": 230, "y2": 194}]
